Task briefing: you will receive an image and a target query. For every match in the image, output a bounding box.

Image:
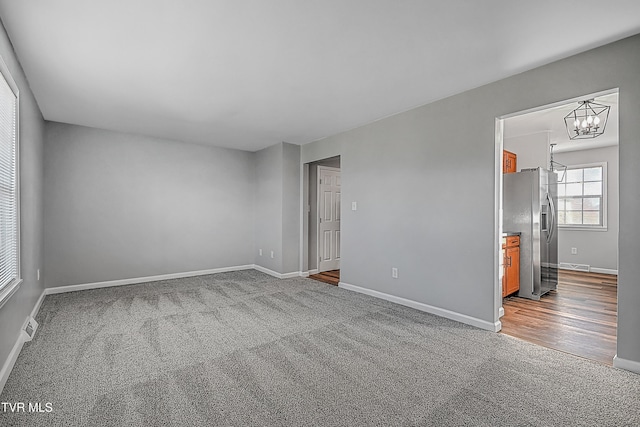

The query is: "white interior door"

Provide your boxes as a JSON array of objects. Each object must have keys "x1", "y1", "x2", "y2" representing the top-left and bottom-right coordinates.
[{"x1": 318, "y1": 167, "x2": 341, "y2": 272}]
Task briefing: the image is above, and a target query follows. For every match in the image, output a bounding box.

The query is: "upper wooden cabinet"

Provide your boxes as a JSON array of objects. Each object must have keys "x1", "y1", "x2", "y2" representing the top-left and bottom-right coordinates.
[{"x1": 503, "y1": 150, "x2": 517, "y2": 173}]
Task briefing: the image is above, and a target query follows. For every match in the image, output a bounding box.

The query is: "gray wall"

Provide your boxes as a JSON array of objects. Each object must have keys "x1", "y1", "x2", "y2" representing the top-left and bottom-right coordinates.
[
  {"x1": 281, "y1": 143, "x2": 301, "y2": 274},
  {"x1": 253, "y1": 143, "x2": 283, "y2": 272},
  {"x1": 0, "y1": 20, "x2": 45, "y2": 372},
  {"x1": 555, "y1": 146, "x2": 619, "y2": 271},
  {"x1": 301, "y1": 34, "x2": 640, "y2": 367},
  {"x1": 44, "y1": 122, "x2": 255, "y2": 287},
  {"x1": 253, "y1": 142, "x2": 300, "y2": 274},
  {"x1": 307, "y1": 156, "x2": 341, "y2": 271}
]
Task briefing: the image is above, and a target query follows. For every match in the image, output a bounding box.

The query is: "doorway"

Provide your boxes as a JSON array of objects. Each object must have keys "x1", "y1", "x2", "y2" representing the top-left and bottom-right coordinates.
[
  {"x1": 317, "y1": 166, "x2": 341, "y2": 273},
  {"x1": 304, "y1": 156, "x2": 341, "y2": 285},
  {"x1": 496, "y1": 90, "x2": 619, "y2": 365}
]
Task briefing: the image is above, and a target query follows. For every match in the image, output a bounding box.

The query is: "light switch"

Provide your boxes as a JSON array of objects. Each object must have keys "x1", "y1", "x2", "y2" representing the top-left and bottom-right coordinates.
[{"x1": 352, "y1": 201, "x2": 357, "y2": 211}]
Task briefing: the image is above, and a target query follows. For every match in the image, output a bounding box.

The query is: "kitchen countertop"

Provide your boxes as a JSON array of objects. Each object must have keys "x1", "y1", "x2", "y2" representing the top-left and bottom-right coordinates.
[{"x1": 502, "y1": 231, "x2": 521, "y2": 237}]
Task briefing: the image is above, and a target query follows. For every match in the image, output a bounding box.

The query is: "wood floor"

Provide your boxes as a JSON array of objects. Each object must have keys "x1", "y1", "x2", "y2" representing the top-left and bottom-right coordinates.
[
  {"x1": 309, "y1": 270, "x2": 340, "y2": 286},
  {"x1": 501, "y1": 270, "x2": 617, "y2": 365}
]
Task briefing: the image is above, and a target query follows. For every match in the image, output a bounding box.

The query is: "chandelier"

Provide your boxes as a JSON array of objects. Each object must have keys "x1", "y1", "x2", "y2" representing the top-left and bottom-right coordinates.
[{"x1": 564, "y1": 99, "x2": 610, "y2": 140}]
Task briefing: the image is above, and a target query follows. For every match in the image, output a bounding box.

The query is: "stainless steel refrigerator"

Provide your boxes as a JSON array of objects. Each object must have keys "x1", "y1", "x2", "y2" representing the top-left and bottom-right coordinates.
[{"x1": 503, "y1": 167, "x2": 558, "y2": 300}]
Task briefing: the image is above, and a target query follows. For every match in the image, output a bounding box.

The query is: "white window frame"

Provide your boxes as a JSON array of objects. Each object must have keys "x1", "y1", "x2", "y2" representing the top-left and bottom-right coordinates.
[
  {"x1": 557, "y1": 161, "x2": 607, "y2": 232},
  {"x1": 0, "y1": 56, "x2": 21, "y2": 309}
]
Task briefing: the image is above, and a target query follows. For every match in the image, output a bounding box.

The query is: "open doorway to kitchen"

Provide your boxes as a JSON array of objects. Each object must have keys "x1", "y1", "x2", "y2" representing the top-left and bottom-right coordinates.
[
  {"x1": 496, "y1": 90, "x2": 619, "y2": 365},
  {"x1": 304, "y1": 156, "x2": 341, "y2": 286}
]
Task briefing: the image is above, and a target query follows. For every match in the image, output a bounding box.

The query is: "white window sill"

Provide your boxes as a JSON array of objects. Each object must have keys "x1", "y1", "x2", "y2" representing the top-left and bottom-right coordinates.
[{"x1": 0, "y1": 278, "x2": 22, "y2": 310}]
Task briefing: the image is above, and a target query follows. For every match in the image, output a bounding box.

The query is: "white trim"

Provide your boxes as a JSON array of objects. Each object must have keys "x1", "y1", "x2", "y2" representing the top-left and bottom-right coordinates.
[
  {"x1": 494, "y1": 117, "x2": 504, "y2": 326},
  {"x1": 45, "y1": 265, "x2": 255, "y2": 295},
  {"x1": 0, "y1": 326, "x2": 26, "y2": 394},
  {"x1": 316, "y1": 166, "x2": 341, "y2": 274},
  {"x1": 590, "y1": 267, "x2": 618, "y2": 275},
  {"x1": 497, "y1": 88, "x2": 619, "y2": 120},
  {"x1": 0, "y1": 278, "x2": 21, "y2": 309},
  {"x1": 252, "y1": 264, "x2": 300, "y2": 279},
  {"x1": 0, "y1": 56, "x2": 21, "y2": 305},
  {"x1": 557, "y1": 161, "x2": 608, "y2": 230},
  {"x1": 299, "y1": 269, "x2": 319, "y2": 278},
  {"x1": 613, "y1": 355, "x2": 640, "y2": 375},
  {"x1": 0, "y1": 290, "x2": 45, "y2": 394},
  {"x1": 44, "y1": 265, "x2": 309, "y2": 296},
  {"x1": 338, "y1": 281, "x2": 501, "y2": 332},
  {"x1": 557, "y1": 264, "x2": 618, "y2": 275},
  {"x1": 30, "y1": 289, "x2": 46, "y2": 320}
]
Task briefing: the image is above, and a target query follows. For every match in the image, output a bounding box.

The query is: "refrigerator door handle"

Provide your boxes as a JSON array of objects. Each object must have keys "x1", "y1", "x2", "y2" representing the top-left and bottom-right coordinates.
[{"x1": 546, "y1": 193, "x2": 556, "y2": 243}]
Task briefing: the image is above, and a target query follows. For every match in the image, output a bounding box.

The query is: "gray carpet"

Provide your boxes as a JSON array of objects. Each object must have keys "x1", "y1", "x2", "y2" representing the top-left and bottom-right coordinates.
[{"x1": 1, "y1": 270, "x2": 638, "y2": 426}]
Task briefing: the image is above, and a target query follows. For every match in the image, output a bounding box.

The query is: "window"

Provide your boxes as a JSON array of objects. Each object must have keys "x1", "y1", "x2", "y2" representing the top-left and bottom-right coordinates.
[
  {"x1": 557, "y1": 163, "x2": 606, "y2": 229},
  {"x1": 0, "y1": 59, "x2": 20, "y2": 307}
]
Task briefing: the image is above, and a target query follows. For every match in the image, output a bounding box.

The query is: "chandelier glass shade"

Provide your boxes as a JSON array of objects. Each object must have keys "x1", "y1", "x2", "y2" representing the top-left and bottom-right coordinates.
[{"x1": 564, "y1": 99, "x2": 610, "y2": 140}]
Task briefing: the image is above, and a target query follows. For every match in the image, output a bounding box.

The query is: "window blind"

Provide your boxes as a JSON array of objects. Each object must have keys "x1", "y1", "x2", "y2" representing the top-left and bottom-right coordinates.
[{"x1": 0, "y1": 69, "x2": 18, "y2": 291}]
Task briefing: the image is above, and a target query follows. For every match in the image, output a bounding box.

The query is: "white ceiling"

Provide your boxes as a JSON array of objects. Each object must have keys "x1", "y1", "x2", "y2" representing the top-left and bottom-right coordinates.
[
  {"x1": 504, "y1": 92, "x2": 619, "y2": 153},
  {"x1": 0, "y1": 1, "x2": 639, "y2": 152}
]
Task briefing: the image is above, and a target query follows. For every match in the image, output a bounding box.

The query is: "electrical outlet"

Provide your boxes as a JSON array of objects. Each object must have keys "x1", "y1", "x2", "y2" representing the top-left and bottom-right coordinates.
[
  {"x1": 270, "y1": 251, "x2": 274, "y2": 259},
  {"x1": 259, "y1": 249, "x2": 262, "y2": 256},
  {"x1": 571, "y1": 247, "x2": 578, "y2": 255},
  {"x1": 391, "y1": 267, "x2": 398, "y2": 279}
]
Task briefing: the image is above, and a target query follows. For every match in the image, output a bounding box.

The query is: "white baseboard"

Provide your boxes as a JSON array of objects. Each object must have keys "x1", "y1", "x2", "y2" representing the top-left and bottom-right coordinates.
[
  {"x1": 590, "y1": 267, "x2": 618, "y2": 275},
  {"x1": 31, "y1": 289, "x2": 46, "y2": 319},
  {"x1": 338, "y1": 282, "x2": 500, "y2": 332},
  {"x1": 45, "y1": 264, "x2": 308, "y2": 296},
  {"x1": 281, "y1": 271, "x2": 302, "y2": 279},
  {"x1": 252, "y1": 264, "x2": 301, "y2": 279},
  {"x1": 0, "y1": 326, "x2": 27, "y2": 394},
  {"x1": 45, "y1": 264, "x2": 255, "y2": 295},
  {"x1": 499, "y1": 306, "x2": 505, "y2": 318},
  {"x1": 299, "y1": 269, "x2": 319, "y2": 278},
  {"x1": 0, "y1": 289, "x2": 46, "y2": 395},
  {"x1": 558, "y1": 264, "x2": 618, "y2": 275},
  {"x1": 613, "y1": 355, "x2": 640, "y2": 374}
]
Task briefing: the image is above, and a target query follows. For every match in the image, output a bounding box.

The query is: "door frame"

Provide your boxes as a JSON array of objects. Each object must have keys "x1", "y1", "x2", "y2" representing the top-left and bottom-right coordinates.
[
  {"x1": 317, "y1": 165, "x2": 341, "y2": 273},
  {"x1": 494, "y1": 87, "x2": 619, "y2": 328}
]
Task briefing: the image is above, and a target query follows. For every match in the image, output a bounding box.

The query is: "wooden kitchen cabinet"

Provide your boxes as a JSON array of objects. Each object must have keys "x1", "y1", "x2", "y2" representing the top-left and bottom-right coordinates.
[
  {"x1": 502, "y1": 235, "x2": 520, "y2": 297},
  {"x1": 503, "y1": 150, "x2": 517, "y2": 173}
]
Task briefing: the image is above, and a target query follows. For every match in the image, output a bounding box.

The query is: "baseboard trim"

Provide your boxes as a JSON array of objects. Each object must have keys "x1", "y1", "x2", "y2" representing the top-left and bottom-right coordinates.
[
  {"x1": 0, "y1": 287, "x2": 47, "y2": 394},
  {"x1": 0, "y1": 326, "x2": 26, "y2": 394},
  {"x1": 499, "y1": 306, "x2": 505, "y2": 318},
  {"x1": 338, "y1": 282, "x2": 500, "y2": 332},
  {"x1": 558, "y1": 265, "x2": 618, "y2": 275},
  {"x1": 613, "y1": 355, "x2": 640, "y2": 374},
  {"x1": 31, "y1": 289, "x2": 46, "y2": 319},
  {"x1": 308, "y1": 269, "x2": 319, "y2": 275},
  {"x1": 45, "y1": 265, "x2": 256, "y2": 295},
  {"x1": 252, "y1": 265, "x2": 300, "y2": 279},
  {"x1": 590, "y1": 267, "x2": 618, "y2": 275}
]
